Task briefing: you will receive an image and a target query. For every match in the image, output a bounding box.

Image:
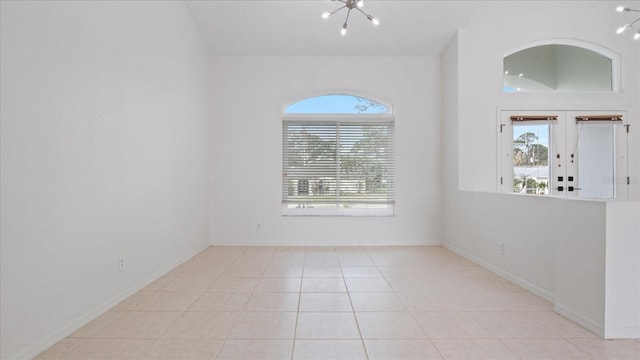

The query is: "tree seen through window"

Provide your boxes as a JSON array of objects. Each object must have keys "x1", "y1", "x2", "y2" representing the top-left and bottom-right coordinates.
[
  {"x1": 282, "y1": 94, "x2": 394, "y2": 214},
  {"x1": 512, "y1": 126, "x2": 549, "y2": 195}
]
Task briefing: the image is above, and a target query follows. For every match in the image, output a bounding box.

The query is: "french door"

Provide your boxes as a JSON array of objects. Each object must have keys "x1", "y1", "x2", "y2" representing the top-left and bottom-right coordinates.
[{"x1": 499, "y1": 110, "x2": 628, "y2": 199}]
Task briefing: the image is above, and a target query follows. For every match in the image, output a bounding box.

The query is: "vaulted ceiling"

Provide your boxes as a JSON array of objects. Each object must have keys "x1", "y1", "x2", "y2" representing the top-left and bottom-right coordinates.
[{"x1": 185, "y1": 0, "x2": 479, "y2": 56}]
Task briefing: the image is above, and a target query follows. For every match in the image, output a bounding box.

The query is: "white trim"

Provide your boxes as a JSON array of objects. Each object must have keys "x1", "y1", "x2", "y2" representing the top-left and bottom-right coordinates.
[
  {"x1": 208, "y1": 241, "x2": 443, "y2": 247},
  {"x1": 282, "y1": 205, "x2": 395, "y2": 217},
  {"x1": 442, "y1": 242, "x2": 555, "y2": 303},
  {"x1": 603, "y1": 326, "x2": 640, "y2": 340},
  {"x1": 496, "y1": 107, "x2": 631, "y2": 199},
  {"x1": 504, "y1": 38, "x2": 619, "y2": 61},
  {"x1": 496, "y1": 106, "x2": 502, "y2": 192},
  {"x1": 9, "y1": 245, "x2": 209, "y2": 360},
  {"x1": 444, "y1": 241, "x2": 610, "y2": 338},
  {"x1": 282, "y1": 96, "x2": 396, "y2": 217},
  {"x1": 503, "y1": 38, "x2": 621, "y2": 93},
  {"x1": 499, "y1": 106, "x2": 632, "y2": 113},
  {"x1": 554, "y1": 303, "x2": 604, "y2": 337}
]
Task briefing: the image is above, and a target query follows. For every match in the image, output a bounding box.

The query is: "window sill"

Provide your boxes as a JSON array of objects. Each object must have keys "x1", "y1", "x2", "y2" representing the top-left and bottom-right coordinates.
[{"x1": 282, "y1": 206, "x2": 395, "y2": 217}]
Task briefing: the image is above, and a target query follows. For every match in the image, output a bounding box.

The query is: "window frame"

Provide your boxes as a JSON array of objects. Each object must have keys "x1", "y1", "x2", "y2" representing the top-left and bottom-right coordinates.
[
  {"x1": 502, "y1": 39, "x2": 621, "y2": 94},
  {"x1": 497, "y1": 109, "x2": 629, "y2": 200},
  {"x1": 282, "y1": 97, "x2": 395, "y2": 217}
]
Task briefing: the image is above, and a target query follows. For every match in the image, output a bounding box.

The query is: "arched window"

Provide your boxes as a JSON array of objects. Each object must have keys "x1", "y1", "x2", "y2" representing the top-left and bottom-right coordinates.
[
  {"x1": 282, "y1": 93, "x2": 394, "y2": 216},
  {"x1": 503, "y1": 40, "x2": 619, "y2": 93},
  {"x1": 285, "y1": 94, "x2": 391, "y2": 114}
]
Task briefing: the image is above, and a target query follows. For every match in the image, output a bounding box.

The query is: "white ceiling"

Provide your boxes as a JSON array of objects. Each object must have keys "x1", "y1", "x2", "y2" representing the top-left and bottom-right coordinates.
[{"x1": 185, "y1": 0, "x2": 479, "y2": 56}]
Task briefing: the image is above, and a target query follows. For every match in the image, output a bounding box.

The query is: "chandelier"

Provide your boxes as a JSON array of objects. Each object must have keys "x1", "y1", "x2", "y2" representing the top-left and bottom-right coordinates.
[
  {"x1": 322, "y1": 0, "x2": 380, "y2": 36},
  {"x1": 616, "y1": 5, "x2": 640, "y2": 40}
]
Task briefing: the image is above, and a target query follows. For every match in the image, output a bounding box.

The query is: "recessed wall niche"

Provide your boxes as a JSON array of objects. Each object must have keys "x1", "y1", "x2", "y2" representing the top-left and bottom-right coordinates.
[{"x1": 503, "y1": 44, "x2": 615, "y2": 93}]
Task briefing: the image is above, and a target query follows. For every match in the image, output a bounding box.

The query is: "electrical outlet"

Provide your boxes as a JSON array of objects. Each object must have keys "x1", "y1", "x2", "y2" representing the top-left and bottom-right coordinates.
[
  {"x1": 498, "y1": 242, "x2": 505, "y2": 255},
  {"x1": 118, "y1": 257, "x2": 125, "y2": 271}
]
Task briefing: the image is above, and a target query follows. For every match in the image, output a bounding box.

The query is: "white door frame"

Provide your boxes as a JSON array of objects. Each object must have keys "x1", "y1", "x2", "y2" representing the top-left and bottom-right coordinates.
[{"x1": 498, "y1": 109, "x2": 629, "y2": 200}]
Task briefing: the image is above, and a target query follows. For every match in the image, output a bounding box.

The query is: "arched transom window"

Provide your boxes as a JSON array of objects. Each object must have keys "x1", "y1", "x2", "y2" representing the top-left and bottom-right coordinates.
[{"x1": 503, "y1": 41, "x2": 618, "y2": 93}]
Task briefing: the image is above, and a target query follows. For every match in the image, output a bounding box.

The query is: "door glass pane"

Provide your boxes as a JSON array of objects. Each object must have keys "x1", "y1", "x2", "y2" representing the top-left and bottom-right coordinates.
[
  {"x1": 513, "y1": 124, "x2": 550, "y2": 195},
  {"x1": 577, "y1": 124, "x2": 614, "y2": 199}
]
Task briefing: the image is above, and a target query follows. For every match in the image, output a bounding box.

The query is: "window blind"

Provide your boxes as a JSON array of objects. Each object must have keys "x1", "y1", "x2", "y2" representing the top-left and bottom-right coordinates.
[
  {"x1": 282, "y1": 120, "x2": 395, "y2": 208},
  {"x1": 575, "y1": 115, "x2": 623, "y2": 123},
  {"x1": 510, "y1": 115, "x2": 558, "y2": 122}
]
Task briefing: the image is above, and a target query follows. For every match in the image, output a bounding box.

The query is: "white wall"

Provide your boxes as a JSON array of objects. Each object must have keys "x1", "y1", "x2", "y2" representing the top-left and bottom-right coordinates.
[
  {"x1": 456, "y1": 1, "x2": 640, "y2": 195},
  {"x1": 445, "y1": 191, "x2": 582, "y2": 302},
  {"x1": 553, "y1": 199, "x2": 607, "y2": 336},
  {"x1": 442, "y1": 34, "x2": 459, "y2": 223},
  {"x1": 0, "y1": 1, "x2": 210, "y2": 359},
  {"x1": 605, "y1": 202, "x2": 640, "y2": 338},
  {"x1": 554, "y1": 205, "x2": 640, "y2": 339},
  {"x1": 443, "y1": 190, "x2": 640, "y2": 338},
  {"x1": 444, "y1": 0, "x2": 639, "y2": 322},
  {"x1": 209, "y1": 56, "x2": 442, "y2": 245},
  {"x1": 443, "y1": 1, "x2": 640, "y2": 339}
]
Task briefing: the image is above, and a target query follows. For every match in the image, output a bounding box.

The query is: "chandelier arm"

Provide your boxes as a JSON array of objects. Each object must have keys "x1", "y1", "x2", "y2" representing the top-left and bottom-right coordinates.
[
  {"x1": 354, "y1": 6, "x2": 374, "y2": 19},
  {"x1": 331, "y1": 5, "x2": 348, "y2": 13},
  {"x1": 631, "y1": 16, "x2": 640, "y2": 26},
  {"x1": 344, "y1": 7, "x2": 352, "y2": 24},
  {"x1": 323, "y1": 0, "x2": 378, "y2": 34}
]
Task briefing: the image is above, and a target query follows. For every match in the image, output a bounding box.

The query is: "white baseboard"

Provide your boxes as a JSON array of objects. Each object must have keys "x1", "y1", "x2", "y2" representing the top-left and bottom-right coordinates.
[
  {"x1": 208, "y1": 240, "x2": 443, "y2": 247},
  {"x1": 603, "y1": 326, "x2": 640, "y2": 339},
  {"x1": 554, "y1": 303, "x2": 604, "y2": 337},
  {"x1": 443, "y1": 242, "x2": 611, "y2": 338},
  {"x1": 10, "y1": 244, "x2": 209, "y2": 360},
  {"x1": 442, "y1": 242, "x2": 555, "y2": 303}
]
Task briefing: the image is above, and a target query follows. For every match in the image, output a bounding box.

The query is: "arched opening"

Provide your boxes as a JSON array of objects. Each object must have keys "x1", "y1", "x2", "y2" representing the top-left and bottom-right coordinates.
[{"x1": 503, "y1": 40, "x2": 619, "y2": 93}]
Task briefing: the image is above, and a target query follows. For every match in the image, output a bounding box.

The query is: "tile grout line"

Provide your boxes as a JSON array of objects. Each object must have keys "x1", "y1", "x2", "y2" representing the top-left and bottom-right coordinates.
[
  {"x1": 214, "y1": 247, "x2": 248, "y2": 360},
  {"x1": 289, "y1": 245, "x2": 308, "y2": 360},
  {"x1": 365, "y1": 246, "x2": 448, "y2": 360},
  {"x1": 215, "y1": 246, "x2": 278, "y2": 359},
  {"x1": 38, "y1": 246, "x2": 637, "y2": 359},
  {"x1": 340, "y1": 249, "x2": 371, "y2": 360}
]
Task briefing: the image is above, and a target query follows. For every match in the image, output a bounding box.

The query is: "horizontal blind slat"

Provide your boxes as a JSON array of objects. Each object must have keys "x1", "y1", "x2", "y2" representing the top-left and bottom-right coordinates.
[{"x1": 283, "y1": 119, "x2": 394, "y2": 207}]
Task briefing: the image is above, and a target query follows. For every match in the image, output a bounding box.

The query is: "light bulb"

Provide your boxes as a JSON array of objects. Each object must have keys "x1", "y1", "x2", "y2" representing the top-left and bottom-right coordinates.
[
  {"x1": 366, "y1": 14, "x2": 380, "y2": 26},
  {"x1": 504, "y1": 71, "x2": 509, "y2": 75},
  {"x1": 322, "y1": 11, "x2": 331, "y2": 19},
  {"x1": 357, "y1": 0, "x2": 364, "y2": 8},
  {"x1": 617, "y1": 25, "x2": 630, "y2": 34},
  {"x1": 518, "y1": 73, "x2": 524, "y2": 77},
  {"x1": 635, "y1": 31, "x2": 640, "y2": 40},
  {"x1": 341, "y1": 23, "x2": 348, "y2": 36},
  {"x1": 617, "y1": 5, "x2": 626, "y2": 12}
]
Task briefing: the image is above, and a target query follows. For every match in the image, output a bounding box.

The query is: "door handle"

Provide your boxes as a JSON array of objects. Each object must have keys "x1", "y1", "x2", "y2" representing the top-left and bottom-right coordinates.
[{"x1": 568, "y1": 186, "x2": 582, "y2": 192}]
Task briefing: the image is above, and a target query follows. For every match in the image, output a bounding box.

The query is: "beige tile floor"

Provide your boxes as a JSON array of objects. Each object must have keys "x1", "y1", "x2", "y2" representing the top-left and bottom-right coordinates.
[{"x1": 36, "y1": 246, "x2": 640, "y2": 359}]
